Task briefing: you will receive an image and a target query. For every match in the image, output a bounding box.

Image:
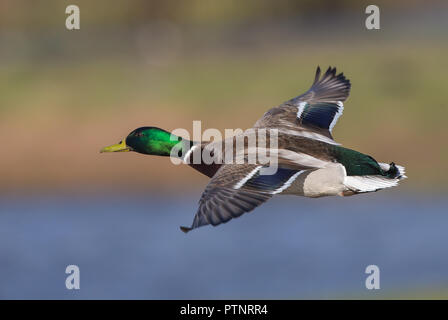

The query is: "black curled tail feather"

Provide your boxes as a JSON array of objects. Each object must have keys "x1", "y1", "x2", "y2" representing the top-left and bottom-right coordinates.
[{"x1": 386, "y1": 162, "x2": 401, "y2": 179}]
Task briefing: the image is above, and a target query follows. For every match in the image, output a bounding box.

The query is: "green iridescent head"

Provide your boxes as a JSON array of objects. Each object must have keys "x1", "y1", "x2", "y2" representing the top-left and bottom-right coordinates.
[{"x1": 100, "y1": 127, "x2": 188, "y2": 157}]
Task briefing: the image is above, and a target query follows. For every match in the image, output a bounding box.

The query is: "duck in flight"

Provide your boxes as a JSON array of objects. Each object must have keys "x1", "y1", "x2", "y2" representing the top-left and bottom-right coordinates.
[{"x1": 101, "y1": 66, "x2": 406, "y2": 233}]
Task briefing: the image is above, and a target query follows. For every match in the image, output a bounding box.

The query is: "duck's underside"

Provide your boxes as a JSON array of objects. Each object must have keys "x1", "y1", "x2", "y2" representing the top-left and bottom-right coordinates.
[
  {"x1": 286, "y1": 143, "x2": 407, "y2": 197},
  {"x1": 281, "y1": 162, "x2": 406, "y2": 197}
]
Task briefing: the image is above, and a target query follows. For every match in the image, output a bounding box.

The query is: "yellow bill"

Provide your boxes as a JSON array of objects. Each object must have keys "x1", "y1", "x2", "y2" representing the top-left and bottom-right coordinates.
[{"x1": 100, "y1": 139, "x2": 130, "y2": 153}]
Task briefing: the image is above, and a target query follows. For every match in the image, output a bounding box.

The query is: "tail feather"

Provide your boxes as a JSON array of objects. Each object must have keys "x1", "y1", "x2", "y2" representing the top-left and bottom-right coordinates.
[
  {"x1": 379, "y1": 162, "x2": 407, "y2": 179},
  {"x1": 345, "y1": 162, "x2": 406, "y2": 193}
]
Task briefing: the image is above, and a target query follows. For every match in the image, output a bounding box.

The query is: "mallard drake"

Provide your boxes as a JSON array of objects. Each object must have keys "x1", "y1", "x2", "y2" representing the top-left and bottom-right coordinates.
[{"x1": 101, "y1": 66, "x2": 406, "y2": 233}]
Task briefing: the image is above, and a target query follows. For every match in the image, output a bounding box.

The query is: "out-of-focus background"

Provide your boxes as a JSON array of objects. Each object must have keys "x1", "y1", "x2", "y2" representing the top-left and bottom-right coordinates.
[{"x1": 0, "y1": 0, "x2": 447, "y2": 299}]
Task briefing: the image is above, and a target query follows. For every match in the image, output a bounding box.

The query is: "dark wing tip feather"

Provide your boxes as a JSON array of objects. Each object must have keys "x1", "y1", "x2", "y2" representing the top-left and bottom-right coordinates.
[
  {"x1": 182, "y1": 187, "x2": 271, "y2": 232},
  {"x1": 313, "y1": 66, "x2": 321, "y2": 84},
  {"x1": 180, "y1": 226, "x2": 192, "y2": 233},
  {"x1": 310, "y1": 65, "x2": 351, "y2": 102},
  {"x1": 325, "y1": 66, "x2": 336, "y2": 77}
]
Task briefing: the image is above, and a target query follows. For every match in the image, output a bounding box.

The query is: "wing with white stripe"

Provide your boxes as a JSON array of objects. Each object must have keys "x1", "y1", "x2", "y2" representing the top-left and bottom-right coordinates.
[
  {"x1": 180, "y1": 164, "x2": 306, "y2": 232},
  {"x1": 254, "y1": 66, "x2": 351, "y2": 140}
]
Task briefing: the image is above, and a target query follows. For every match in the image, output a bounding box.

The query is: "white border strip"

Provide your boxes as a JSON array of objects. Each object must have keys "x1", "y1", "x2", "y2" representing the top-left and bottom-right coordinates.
[
  {"x1": 234, "y1": 166, "x2": 262, "y2": 189},
  {"x1": 271, "y1": 170, "x2": 305, "y2": 194}
]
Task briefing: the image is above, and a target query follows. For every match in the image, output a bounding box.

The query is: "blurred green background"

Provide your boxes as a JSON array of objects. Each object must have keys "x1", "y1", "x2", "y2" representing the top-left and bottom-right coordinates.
[
  {"x1": 1, "y1": 0, "x2": 448, "y2": 300},
  {"x1": 1, "y1": 0, "x2": 447, "y2": 194}
]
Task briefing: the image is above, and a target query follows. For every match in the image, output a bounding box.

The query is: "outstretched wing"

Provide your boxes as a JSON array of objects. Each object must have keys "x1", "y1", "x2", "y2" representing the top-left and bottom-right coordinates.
[
  {"x1": 254, "y1": 66, "x2": 351, "y2": 140},
  {"x1": 180, "y1": 164, "x2": 307, "y2": 233}
]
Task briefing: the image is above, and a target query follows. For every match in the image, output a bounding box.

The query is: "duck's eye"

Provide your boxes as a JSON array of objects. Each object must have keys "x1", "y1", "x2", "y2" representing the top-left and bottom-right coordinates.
[{"x1": 135, "y1": 132, "x2": 143, "y2": 137}]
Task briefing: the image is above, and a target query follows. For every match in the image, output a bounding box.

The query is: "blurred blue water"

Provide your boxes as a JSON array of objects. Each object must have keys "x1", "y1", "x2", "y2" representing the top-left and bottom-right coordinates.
[{"x1": 0, "y1": 191, "x2": 446, "y2": 299}]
